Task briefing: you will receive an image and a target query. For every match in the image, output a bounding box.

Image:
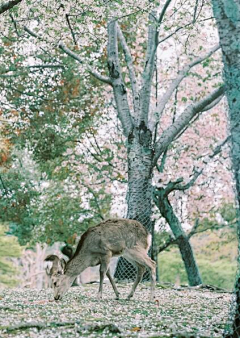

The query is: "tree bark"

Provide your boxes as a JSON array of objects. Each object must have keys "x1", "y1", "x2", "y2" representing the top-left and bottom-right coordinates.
[
  {"x1": 154, "y1": 187, "x2": 202, "y2": 286},
  {"x1": 114, "y1": 124, "x2": 154, "y2": 280},
  {"x1": 211, "y1": 1, "x2": 240, "y2": 337},
  {"x1": 126, "y1": 126, "x2": 153, "y2": 229}
]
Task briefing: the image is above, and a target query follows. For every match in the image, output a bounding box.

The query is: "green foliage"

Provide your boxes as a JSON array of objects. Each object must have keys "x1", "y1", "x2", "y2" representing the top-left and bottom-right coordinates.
[
  {"x1": 158, "y1": 227, "x2": 237, "y2": 290},
  {"x1": 0, "y1": 224, "x2": 22, "y2": 287},
  {"x1": 158, "y1": 249, "x2": 236, "y2": 290},
  {"x1": 0, "y1": 148, "x2": 113, "y2": 245},
  {"x1": 157, "y1": 204, "x2": 238, "y2": 290},
  {"x1": 30, "y1": 181, "x2": 112, "y2": 245},
  {"x1": 0, "y1": 151, "x2": 39, "y2": 245},
  {"x1": 0, "y1": 43, "x2": 116, "y2": 246},
  {"x1": 192, "y1": 203, "x2": 237, "y2": 237}
]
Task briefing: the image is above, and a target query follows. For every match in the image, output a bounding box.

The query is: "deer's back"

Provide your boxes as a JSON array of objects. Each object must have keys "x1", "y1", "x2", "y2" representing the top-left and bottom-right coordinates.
[{"x1": 79, "y1": 219, "x2": 149, "y2": 256}]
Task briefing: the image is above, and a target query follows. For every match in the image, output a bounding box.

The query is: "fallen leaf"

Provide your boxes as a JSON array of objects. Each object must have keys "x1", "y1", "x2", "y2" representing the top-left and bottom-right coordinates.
[{"x1": 130, "y1": 326, "x2": 141, "y2": 332}]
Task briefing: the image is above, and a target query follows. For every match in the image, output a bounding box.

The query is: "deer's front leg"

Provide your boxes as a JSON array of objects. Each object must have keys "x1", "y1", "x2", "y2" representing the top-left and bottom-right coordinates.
[
  {"x1": 98, "y1": 267, "x2": 104, "y2": 300},
  {"x1": 97, "y1": 254, "x2": 111, "y2": 300}
]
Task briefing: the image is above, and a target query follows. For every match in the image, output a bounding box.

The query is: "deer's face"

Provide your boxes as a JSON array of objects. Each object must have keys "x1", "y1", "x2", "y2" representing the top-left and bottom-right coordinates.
[{"x1": 53, "y1": 274, "x2": 73, "y2": 300}]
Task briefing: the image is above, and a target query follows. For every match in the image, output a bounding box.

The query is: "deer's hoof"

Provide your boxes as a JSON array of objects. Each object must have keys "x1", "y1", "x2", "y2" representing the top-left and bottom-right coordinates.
[
  {"x1": 97, "y1": 293, "x2": 103, "y2": 300},
  {"x1": 149, "y1": 294, "x2": 155, "y2": 302}
]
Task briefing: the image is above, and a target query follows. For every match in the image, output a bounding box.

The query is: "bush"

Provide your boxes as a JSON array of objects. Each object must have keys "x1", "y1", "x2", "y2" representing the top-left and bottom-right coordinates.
[{"x1": 0, "y1": 223, "x2": 22, "y2": 287}]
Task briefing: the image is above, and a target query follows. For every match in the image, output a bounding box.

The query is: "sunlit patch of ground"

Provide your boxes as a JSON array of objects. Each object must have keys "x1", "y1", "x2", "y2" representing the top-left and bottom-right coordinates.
[{"x1": 0, "y1": 283, "x2": 233, "y2": 337}]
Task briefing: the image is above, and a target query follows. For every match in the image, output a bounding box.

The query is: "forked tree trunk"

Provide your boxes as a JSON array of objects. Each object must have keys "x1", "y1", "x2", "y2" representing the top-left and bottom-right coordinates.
[
  {"x1": 154, "y1": 188, "x2": 202, "y2": 286},
  {"x1": 108, "y1": 16, "x2": 218, "y2": 284},
  {"x1": 211, "y1": 1, "x2": 240, "y2": 337}
]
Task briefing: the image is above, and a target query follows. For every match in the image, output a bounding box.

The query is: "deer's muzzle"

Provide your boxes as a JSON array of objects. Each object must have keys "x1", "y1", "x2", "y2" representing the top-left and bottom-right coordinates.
[{"x1": 54, "y1": 295, "x2": 61, "y2": 301}]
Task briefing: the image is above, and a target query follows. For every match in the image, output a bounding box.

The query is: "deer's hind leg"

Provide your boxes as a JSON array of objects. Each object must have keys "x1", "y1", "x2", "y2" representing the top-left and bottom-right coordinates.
[
  {"x1": 106, "y1": 269, "x2": 120, "y2": 299},
  {"x1": 127, "y1": 263, "x2": 145, "y2": 300},
  {"x1": 124, "y1": 247, "x2": 156, "y2": 300},
  {"x1": 98, "y1": 252, "x2": 112, "y2": 300}
]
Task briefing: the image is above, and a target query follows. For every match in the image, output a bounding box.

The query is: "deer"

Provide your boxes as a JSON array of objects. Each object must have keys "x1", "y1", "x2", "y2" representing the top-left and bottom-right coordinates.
[
  {"x1": 44, "y1": 254, "x2": 66, "y2": 287},
  {"x1": 50, "y1": 218, "x2": 156, "y2": 301}
]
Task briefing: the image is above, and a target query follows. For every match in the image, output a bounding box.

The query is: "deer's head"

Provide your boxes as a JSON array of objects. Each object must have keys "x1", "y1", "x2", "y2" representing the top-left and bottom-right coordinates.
[
  {"x1": 44, "y1": 255, "x2": 67, "y2": 287},
  {"x1": 52, "y1": 274, "x2": 75, "y2": 300}
]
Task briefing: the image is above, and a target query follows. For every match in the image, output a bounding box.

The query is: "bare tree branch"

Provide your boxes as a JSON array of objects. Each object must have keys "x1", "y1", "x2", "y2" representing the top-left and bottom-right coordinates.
[
  {"x1": 82, "y1": 184, "x2": 104, "y2": 221},
  {"x1": 139, "y1": 11, "x2": 158, "y2": 125},
  {"x1": 158, "y1": 17, "x2": 214, "y2": 46},
  {"x1": 158, "y1": 22, "x2": 193, "y2": 45},
  {"x1": 158, "y1": 218, "x2": 200, "y2": 253},
  {"x1": 156, "y1": 44, "x2": 220, "y2": 118},
  {"x1": 9, "y1": 13, "x2": 20, "y2": 36},
  {"x1": 156, "y1": 149, "x2": 168, "y2": 173},
  {"x1": 0, "y1": 0, "x2": 22, "y2": 15},
  {"x1": 201, "y1": 94, "x2": 224, "y2": 112},
  {"x1": 152, "y1": 85, "x2": 225, "y2": 167},
  {"x1": 156, "y1": 135, "x2": 230, "y2": 196},
  {"x1": 58, "y1": 42, "x2": 112, "y2": 85},
  {"x1": 155, "y1": 135, "x2": 229, "y2": 254},
  {"x1": 193, "y1": 0, "x2": 200, "y2": 23},
  {"x1": 23, "y1": 26, "x2": 42, "y2": 39},
  {"x1": 158, "y1": 0, "x2": 173, "y2": 25},
  {"x1": 167, "y1": 93, "x2": 224, "y2": 145},
  {"x1": 107, "y1": 19, "x2": 133, "y2": 137},
  {"x1": 65, "y1": 14, "x2": 77, "y2": 46},
  {"x1": 172, "y1": 136, "x2": 230, "y2": 191},
  {"x1": 23, "y1": 27, "x2": 112, "y2": 85},
  {"x1": 117, "y1": 24, "x2": 139, "y2": 117},
  {"x1": 0, "y1": 64, "x2": 65, "y2": 78},
  {"x1": 158, "y1": 235, "x2": 177, "y2": 253}
]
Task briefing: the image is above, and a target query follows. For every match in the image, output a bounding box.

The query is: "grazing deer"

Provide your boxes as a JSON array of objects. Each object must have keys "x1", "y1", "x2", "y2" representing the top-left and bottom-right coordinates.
[{"x1": 51, "y1": 219, "x2": 156, "y2": 301}]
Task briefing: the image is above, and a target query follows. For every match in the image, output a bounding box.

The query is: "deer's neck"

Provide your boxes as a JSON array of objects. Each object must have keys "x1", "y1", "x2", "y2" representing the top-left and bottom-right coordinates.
[{"x1": 64, "y1": 252, "x2": 88, "y2": 277}]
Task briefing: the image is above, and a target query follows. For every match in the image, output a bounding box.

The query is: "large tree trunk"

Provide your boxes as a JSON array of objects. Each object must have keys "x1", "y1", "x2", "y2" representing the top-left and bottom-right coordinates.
[
  {"x1": 211, "y1": 1, "x2": 240, "y2": 337},
  {"x1": 126, "y1": 125, "x2": 153, "y2": 229},
  {"x1": 154, "y1": 188, "x2": 202, "y2": 286},
  {"x1": 114, "y1": 124, "x2": 154, "y2": 280}
]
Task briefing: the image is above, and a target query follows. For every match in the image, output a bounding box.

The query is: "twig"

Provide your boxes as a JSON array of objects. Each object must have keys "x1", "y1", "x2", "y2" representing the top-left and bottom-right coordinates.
[
  {"x1": 59, "y1": 42, "x2": 112, "y2": 85},
  {"x1": 158, "y1": 0, "x2": 172, "y2": 25},
  {"x1": 153, "y1": 85, "x2": 225, "y2": 167},
  {"x1": 5, "y1": 321, "x2": 79, "y2": 332},
  {"x1": 0, "y1": 0, "x2": 22, "y2": 15},
  {"x1": 0, "y1": 174, "x2": 8, "y2": 195},
  {"x1": 9, "y1": 13, "x2": 20, "y2": 36},
  {"x1": 65, "y1": 14, "x2": 78, "y2": 46}
]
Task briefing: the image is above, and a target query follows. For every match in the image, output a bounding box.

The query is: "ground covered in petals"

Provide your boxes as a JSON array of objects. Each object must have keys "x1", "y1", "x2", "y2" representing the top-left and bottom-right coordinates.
[{"x1": 0, "y1": 283, "x2": 233, "y2": 337}]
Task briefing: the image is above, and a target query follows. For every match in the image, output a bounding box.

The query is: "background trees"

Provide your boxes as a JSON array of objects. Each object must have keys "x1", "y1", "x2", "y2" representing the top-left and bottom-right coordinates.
[{"x1": 0, "y1": 0, "x2": 237, "y2": 289}]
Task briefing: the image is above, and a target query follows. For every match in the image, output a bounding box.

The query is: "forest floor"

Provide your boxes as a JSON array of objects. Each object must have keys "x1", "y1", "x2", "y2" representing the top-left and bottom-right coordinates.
[{"x1": 0, "y1": 283, "x2": 233, "y2": 338}]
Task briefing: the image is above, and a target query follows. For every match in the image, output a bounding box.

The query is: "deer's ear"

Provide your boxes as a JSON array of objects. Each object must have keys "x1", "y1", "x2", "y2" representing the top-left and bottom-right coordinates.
[
  {"x1": 60, "y1": 258, "x2": 66, "y2": 270},
  {"x1": 44, "y1": 260, "x2": 53, "y2": 275}
]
